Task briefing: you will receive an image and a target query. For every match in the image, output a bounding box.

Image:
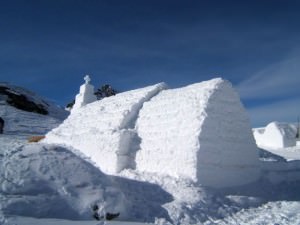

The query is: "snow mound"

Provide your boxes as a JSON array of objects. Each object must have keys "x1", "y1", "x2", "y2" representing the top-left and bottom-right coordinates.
[
  {"x1": 0, "y1": 144, "x2": 128, "y2": 220},
  {"x1": 135, "y1": 78, "x2": 260, "y2": 187},
  {"x1": 44, "y1": 83, "x2": 167, "y2": 174},
  {"x1": 253, "y1": 122, "x2": 297, "y2": 149}
]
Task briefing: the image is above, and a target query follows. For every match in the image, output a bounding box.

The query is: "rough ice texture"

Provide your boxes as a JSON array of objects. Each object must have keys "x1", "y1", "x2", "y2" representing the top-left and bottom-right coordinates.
[
  {"x1": 45, "y1": 78, "x2": 259, "y2": 188},
  {"x1": 44, "y1": 83, "x2": 167, "y2": 174},
  {"x1": 135, "y1": 78, "x2": 260, "y2": 187},
  {"x1": 253, "y1": 122, "x2": 297, "y2": 149}
]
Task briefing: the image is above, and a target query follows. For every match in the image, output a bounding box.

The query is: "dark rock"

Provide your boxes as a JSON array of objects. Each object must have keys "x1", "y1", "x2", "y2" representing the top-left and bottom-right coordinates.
[{"x1": 0, "y1": 86, "x2": 48, "y2": 115}]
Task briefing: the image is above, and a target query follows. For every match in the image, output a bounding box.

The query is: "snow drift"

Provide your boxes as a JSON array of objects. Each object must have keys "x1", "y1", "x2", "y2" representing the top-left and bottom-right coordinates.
[
  {"x1": 45, "y1": 78, "x2": 259, "y2": 188},
  {"x1": 0, "y1": 144, "x2": 128, "y2": 220}
]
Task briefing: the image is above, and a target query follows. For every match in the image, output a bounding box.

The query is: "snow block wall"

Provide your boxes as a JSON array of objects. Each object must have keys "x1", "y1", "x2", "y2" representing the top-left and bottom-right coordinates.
[
  {"x1": 253, "y1": 122, "x2": 297, "y2": 148},
  {"x1": 135, "y1": 78, "x2": 260, "y2": 187},
  {"x1": 45, "y1": 78, "x2": 259, "y2": 188},
  {"x1": 44, "y1": 83, "x2": 167, "y2": 174}
]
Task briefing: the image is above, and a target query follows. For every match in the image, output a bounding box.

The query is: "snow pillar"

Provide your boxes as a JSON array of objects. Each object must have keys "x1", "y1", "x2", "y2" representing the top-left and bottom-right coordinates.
[{"x1": 72, "y1": 75, "x2": 97, "y2": 112}]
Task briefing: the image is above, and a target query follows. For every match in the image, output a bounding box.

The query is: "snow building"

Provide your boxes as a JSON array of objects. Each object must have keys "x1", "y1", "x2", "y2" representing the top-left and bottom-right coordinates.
[
  {"x1": 72, "y1": 75, "x2": 97, "y2": 111},
  {"x1": 253, "y1": 122, "x2": 297, "y2": 149},
  {"x1": 135, "y1": 78, "x2": 260, "y2": 187},
  {"x1": 45, "y1": 78, "x2": 260, "y2": 188},
  {"x1": 45, "y1": 83, "x2": 168, "y2": 174}
]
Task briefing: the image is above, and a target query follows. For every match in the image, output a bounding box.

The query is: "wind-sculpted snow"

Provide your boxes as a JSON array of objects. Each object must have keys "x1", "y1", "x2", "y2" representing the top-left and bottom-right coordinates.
[
  {"x1": 0, "y1": 144, "x2": 128, "y2": 220},
  {"x1": 135, "y1": 78, "x2": 260, "y2": 187},
  {"x1": 44, "y1": 83, "x2": 167, "y2": 174}
]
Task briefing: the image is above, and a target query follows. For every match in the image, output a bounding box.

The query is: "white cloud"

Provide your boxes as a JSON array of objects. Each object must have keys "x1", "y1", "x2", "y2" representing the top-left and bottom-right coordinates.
[{"x1": 237, "y1": 55, "x2": 300, "y2": 99}]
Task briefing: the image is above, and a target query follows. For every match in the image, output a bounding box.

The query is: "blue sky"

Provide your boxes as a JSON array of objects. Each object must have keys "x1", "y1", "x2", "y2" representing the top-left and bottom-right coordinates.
[{"x1": 0, "y1": 0, "x2": 299, "y2": 127}]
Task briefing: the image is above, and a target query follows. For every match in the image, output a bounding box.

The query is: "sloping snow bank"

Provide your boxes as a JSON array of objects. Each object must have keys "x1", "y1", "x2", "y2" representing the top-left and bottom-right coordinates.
[
  {"x1": 44, "y1": 83, "x2": 167, "y2": 174},
  {"x1": 135, "y1": 78, "x2": 259, "y2": 187},
  {"x1": 0, "y1": 144, "x2": 128, "y2": 220},
  {"x1": 253, "y1": 122, "x2": 297, "y2": 149},
  {"x1": 0, "y1": 82, "x2": 68, "y2": 120},
  {"x1": 0, "y1": 104, "x2": 62, "y2": 137}
]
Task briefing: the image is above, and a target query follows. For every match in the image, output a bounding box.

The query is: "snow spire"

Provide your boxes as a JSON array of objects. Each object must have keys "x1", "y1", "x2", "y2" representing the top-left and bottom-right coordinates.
[
  {"x1": 84, "y1": 75, "x2": 91, "y2": 84},
  {"x1": 72, "y1": 74, "x2": 97, "y2": 112}
]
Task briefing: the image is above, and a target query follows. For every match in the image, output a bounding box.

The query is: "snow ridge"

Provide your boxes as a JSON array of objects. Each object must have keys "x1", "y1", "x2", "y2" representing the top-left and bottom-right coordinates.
[{"x1": 117, "y1": 82, "x2": 167, "y2": 172}]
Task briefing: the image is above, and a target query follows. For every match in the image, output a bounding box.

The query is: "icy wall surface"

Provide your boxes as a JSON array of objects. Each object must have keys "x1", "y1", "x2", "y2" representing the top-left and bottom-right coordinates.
[
  {"x1": 44, "y1": 83, "x2": 167, "y2": 174},
  {"x1": 135, "y1": 78, "x2": 260, "y2": 187}
]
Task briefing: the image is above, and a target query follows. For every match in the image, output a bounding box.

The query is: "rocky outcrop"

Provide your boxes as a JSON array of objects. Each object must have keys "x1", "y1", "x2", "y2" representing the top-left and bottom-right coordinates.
[{"x1": 0, "y1": 86, "x2": 48, "y2": 115}]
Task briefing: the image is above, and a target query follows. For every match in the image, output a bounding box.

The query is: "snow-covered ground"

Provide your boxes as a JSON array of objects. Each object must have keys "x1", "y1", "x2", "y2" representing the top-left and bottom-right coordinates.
[{"x1": 1, "y1": 81, "x2": 300, "y2": 225}]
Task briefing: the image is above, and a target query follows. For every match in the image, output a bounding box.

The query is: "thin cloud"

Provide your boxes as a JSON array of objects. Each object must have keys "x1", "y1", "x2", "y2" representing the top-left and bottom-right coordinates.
[{"x1": 237, "y1": 54, "x2": 300, "y2": 100}]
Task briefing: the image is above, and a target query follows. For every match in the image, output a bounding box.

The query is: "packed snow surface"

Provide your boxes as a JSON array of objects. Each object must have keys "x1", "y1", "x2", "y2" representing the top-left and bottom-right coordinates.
[
  {"x1": 253, "y1": 121, "x2": 297, "y2": 149},
  {"x1": 1, "y1": 79, "x2": 300, "y2": 225},
  {"x1": 135, "y1": 78, "x2": 259, "y2": 187},
  {"x1": 46, "y1": 78, "x2": 259, "y2": 188},
  {"x1": 44, "y1": 83, "x2": 167, "y2": 174},
  {"x1": 0, "y1": 144, "x2": 127, "y2": 220},
  {"x1": 253, "y1": 122, "x2": 300, "y2": 162}
]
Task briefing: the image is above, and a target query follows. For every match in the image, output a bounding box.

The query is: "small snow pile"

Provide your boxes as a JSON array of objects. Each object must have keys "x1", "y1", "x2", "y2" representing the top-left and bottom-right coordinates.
[
  {"x1": 72, "y1": 75, "x2": 97, "y2": 112},
  {"x1": 253, "y1": 122, "x2": 297, "y2": 149},
  {"x1": 136, "y1": 78, "x2": 260, "y2": 187},
  {"x1": 44, "y1": 83, "x2": 167, "y2": 174},
  {"x1": 0, "y1": 144, "x2": 128, "y2": 220}
]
